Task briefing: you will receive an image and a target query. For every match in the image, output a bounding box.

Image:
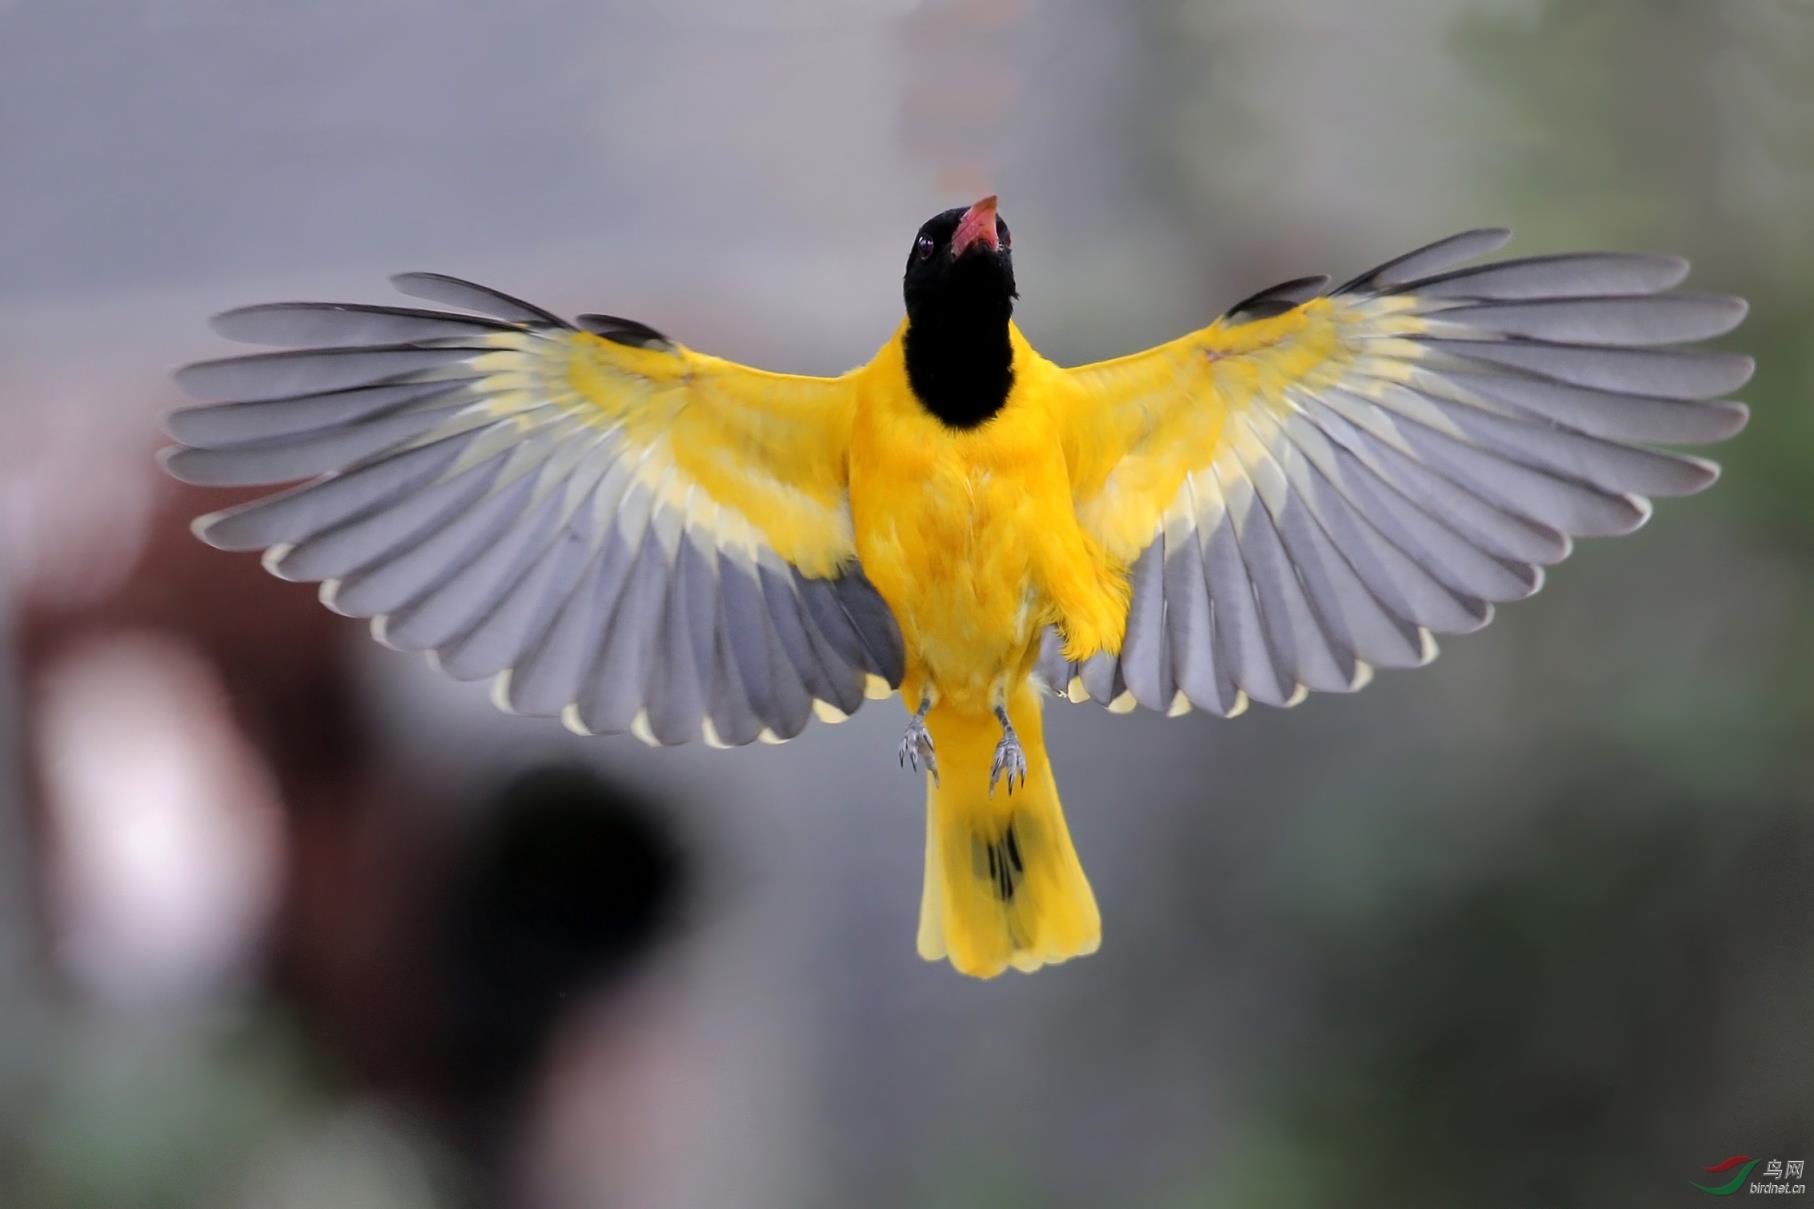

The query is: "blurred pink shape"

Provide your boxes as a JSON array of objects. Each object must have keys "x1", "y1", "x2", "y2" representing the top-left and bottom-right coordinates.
[
  {"x1": 37, "y1": 629, "x2": 283, "y2": 1006},
  {"x1": 1, "y1": 391, "x2": 160, "y2": 612}
]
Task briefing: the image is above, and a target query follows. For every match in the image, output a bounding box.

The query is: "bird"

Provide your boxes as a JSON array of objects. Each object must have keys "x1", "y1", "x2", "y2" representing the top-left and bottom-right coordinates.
[{"x1": 160, "y1": 196, "x2": 1752, "y2": 979}]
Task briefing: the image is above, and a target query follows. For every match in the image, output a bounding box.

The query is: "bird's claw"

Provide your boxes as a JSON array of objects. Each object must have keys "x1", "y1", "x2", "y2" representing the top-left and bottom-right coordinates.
[
  {"x1": 899, "y1": 714, "x2": 938, "y2": 785},
  {"x1": 989, "y1": 731, "x2": 1028, "y2": 797}
]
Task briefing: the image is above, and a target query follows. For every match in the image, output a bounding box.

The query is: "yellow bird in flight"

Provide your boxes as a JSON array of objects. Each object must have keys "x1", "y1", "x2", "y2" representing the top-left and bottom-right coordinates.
[{"x1": 162, "y1": 197, "x2": 1751, "y2": 978}]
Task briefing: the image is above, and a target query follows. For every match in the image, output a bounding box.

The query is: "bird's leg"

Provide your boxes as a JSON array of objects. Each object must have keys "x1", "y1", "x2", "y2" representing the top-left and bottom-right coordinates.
[
  {"x1": 899, "y1": 693, "x2": 937, "y2": 785},
  {"x1": 989, "y1": 703, "x2": 1028, "y2": 797}
]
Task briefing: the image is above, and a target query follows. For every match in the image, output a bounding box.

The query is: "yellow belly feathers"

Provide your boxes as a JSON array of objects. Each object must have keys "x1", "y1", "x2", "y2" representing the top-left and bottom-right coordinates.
[{"x1": 848, "y1": 324, "x2": 1127, "y2": 714}]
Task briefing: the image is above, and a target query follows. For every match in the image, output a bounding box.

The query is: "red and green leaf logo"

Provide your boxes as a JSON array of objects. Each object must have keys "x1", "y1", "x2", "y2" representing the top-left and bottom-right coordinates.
[{"x1": 1694, "y1": 1156, "x2": 1761, "y2": 1196}]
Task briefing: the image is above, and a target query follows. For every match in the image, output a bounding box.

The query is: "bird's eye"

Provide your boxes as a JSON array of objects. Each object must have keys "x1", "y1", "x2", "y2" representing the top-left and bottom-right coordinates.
[{"x1": 915, "y1": 234, "x2": 935, "y2": 260}]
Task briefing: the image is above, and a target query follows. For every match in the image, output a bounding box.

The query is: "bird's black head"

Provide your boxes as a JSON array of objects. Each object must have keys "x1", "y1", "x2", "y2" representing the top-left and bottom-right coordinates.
[
  {"x1": 901, "y1": 195, "x2": 1018, "y2": 429},
  {"x1": 903, "y1": 195, "x2": 1017, "y2": 317}
]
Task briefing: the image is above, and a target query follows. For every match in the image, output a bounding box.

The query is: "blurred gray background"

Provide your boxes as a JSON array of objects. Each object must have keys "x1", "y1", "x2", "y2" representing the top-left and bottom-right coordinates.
[{"x1": 2, "y1": 2, "x2": 1810, "y2": 1207}]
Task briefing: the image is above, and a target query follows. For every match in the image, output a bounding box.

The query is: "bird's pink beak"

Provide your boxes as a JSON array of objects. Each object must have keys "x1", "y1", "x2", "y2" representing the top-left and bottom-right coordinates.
[{"x1": 950, "y1": 195, "x2": 1000, "y2": 257}]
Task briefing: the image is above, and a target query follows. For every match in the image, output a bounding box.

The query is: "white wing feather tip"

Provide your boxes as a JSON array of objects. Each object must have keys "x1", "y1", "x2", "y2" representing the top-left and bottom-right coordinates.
[
  {"x1": 1417, "y1": 630, "x2": 1441, "y2": 666},
  {"x1": 491, "y1": 671, "x2": 518, "y2": 715},
  {"x1": 260, "y1": 543, "x2": 296, "y2": 577}
]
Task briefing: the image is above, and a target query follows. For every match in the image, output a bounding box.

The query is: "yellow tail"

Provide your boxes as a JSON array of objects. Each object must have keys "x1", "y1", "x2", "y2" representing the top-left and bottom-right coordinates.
[{"x1": 915, "y1": 681, "x2": 1101, "y2": 978}]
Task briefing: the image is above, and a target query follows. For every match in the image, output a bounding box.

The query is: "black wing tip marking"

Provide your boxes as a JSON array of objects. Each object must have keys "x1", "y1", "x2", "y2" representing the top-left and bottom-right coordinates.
[
  {"x1": 576, "y1": 313, "x2": 675, "y2": 350},
  {"x1": 1223, "y1": 274, "x2": 1332, "y2": 325}
]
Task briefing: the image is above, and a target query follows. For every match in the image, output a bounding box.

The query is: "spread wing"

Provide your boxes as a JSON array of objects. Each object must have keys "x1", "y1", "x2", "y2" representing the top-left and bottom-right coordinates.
[
  {"x1": 163, "y1": 274, "x2": 904, "y2": 746},
  {"x1": 1043, "y1": 229, "x2": 1751, "y2": 717}
]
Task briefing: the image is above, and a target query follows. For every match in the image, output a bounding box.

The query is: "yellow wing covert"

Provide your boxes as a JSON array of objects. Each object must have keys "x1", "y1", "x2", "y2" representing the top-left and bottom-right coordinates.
[
  {"x1": 1044, "y1": 229, "x2": 1751, "y2": 717},
  {"x1": 164, "y1": 274, "x2": 904, "y2": 746}
]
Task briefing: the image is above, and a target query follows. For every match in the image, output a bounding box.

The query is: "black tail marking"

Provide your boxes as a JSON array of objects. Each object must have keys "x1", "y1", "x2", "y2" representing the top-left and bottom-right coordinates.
[{"x1": 976, "y1": 818, "x2": 1026, "y2": 903}]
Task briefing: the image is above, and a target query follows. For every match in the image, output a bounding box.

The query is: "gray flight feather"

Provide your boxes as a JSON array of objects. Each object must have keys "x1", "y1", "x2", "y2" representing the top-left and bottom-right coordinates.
[
  {"x1": 1034, "y1": 628, "x2": 1071, "y2": 696},
  {"x1": 1287, "y1": 402, "x2": 1570, "y2": 565},
  {"x1": 1338, "y1": 228, "x2": 1512, "y2": 293},
  {"x1": 1077, "y1": 649, "x2": 1121, "y2": 706},
  {"x1": 175, "y1": 344, "x2": 487, "y2": 402},
  {"x1": 516, "y1": 492, "x2": 660, "y2": 716},
  {"x1": 1266, "y1": 479, "x2": 1414, "y2": 674},
  {"x1": 1248, "y1": 425, "x2": 1432, "y2": 664},
  {"x1": 1398, "y1": 252, "x2": 1689, "y2": 299},
  {"x1": 273, "y1": 451, "x2": 508, "y2": 584},
  {"x1": 721, "y1": 559, "x2": 813, "y2": 739},
  {"x1": 1382, "y1": 383, "x2": 1718, "y2": 497},
  {"x1": 1266, "y1": 410, "x2": 1537, "y2": 607},
  {"x1": 687, "y1": 542, "x2": 763, "y2": 747},
  {"x1": 1221, "y1": 441, "x2": 1359, "y2": 689},
  {"x1": 382, "y1": 487, "x2": 565, "y2": 651},
  {"x1": 160, "y1": 399, "x2": 474, "y2": 486},
  {"x1": 1316, "y1": 387, "x2": 1648, "y2": 537},
  {"x1": 1156, "y1": 527, "x2": 1211, "y2": 708},
  {"x1": 506, "y1": 548, "x2": 621, "y2": 718},
  {"x1": 1424, "y1": 294, "x2": 1746, "y2": 346},
  {"x1": 642, "y1": 545, "x2": 712, "y2": 746},
  {"x1": 388, "y1": 273, "x2": 569, "y2": 327},
  {"x1": 194, "y1": 435, "x2": 469, "y2": 551},
  {"x1": 333, "y1": 468, "x2": 540, "y2": 618},
  {"x1": 830, "y1": 570, "x2": 907, "y2": 686},
  {"x1": 1422, "y1": 339, "x2": 1754, "y2": 399},
  {"x1": 212, "y1": 302, "x2": 521, "y2": 347},
  {"x1": 1116, "y1": 542, "x2": 1168, "y2": 711},
  {"x1": 758, "y1": 559, "x2": 863, "y2": 715},
  {"x1": 1422, "y1": 370, "x2": 1748, "y2": 445},
  {"x1": 794, "y1": 572, "x2": 880, "y2": 683},
  {"x1": 436, "y1": 525, "x2": 592, "y2": 681},
  {"x1": 573, "y1": 532, "x2": 672, "y2": 734},
  {"x1": 165, "y1": 380, "x2": 479, "y2": 448},
  {"x1": 1199, "y1": 473, "x2": 1291, "y2": 705}
]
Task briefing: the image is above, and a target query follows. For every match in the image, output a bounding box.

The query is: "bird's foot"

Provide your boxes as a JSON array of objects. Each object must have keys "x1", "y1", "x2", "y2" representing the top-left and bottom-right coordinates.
[
  {"x1": 899, "y1": 712, "x2": 937, "y2": 785},
  {"x1": 989, "y1": 707, "x2": 1027, "y2": 797}
]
